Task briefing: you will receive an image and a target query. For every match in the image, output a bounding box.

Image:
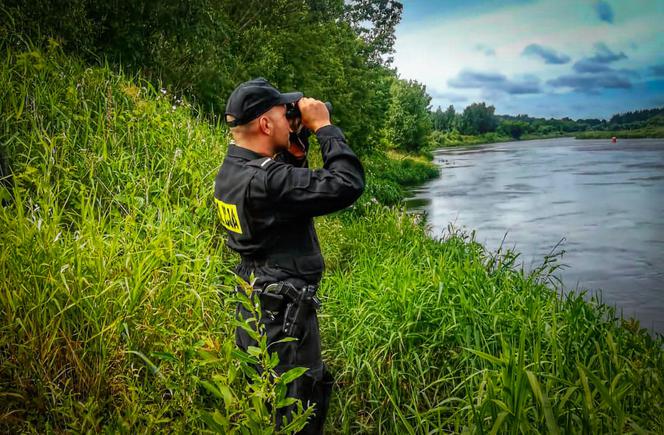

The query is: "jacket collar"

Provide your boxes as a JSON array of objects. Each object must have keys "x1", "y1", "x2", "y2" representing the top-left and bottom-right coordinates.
[{"x1": 227, "y1": 142, "x2": 267, "y2": 161}]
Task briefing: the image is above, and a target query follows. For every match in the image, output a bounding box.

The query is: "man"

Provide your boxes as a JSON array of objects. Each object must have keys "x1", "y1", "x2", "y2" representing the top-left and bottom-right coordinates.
[{"x1": 214, "y1": 78, "x2": 364, "y2": 433}]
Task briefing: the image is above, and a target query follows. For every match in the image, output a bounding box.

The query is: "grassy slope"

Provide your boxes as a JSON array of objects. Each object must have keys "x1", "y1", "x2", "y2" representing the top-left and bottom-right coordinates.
[
  {"x1": 2, "y1": 44, "x2": 663, "y2": 433},
  {"x1": 1, "y1": 43, "x2": 236, "y2": 432}
]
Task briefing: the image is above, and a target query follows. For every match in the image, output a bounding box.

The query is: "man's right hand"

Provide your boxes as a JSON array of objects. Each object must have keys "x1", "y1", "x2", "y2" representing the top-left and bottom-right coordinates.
[{"x1": 298, "y1": 97, "x2": 331, "y2": 133}]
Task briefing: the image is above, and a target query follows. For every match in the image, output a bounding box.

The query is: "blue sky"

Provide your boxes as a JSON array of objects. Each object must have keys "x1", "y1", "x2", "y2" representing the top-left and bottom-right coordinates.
[{"x1": 392, "y1": 0, "x2": 664, "y2": 119}]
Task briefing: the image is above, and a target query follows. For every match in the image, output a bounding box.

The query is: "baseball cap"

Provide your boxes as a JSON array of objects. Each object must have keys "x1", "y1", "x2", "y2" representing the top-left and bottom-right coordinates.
[{"x1": 225, "y1": 77, "x2": 302, "y2": 127}]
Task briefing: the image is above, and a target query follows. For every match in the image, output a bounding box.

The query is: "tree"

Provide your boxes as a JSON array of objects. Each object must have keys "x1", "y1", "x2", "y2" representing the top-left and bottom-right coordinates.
[
  {"x1": 499, "y1": 120, "x2": 528, "y2": 139},
  {"x1": 343, "y1": 0, "x2": 403, "y2": 65},
  {"x1": 461, "y1": 102, "x2": 497, "y2": 135},
  {"x1": 384, "y1": 78, "x2": 433, "y2": 152},
  {"x1": 7, "y1": 0, "x2": 405, "y2": 153},
  {"x1": 431, "y1": 104, "x2": 456, "y2": 131}
]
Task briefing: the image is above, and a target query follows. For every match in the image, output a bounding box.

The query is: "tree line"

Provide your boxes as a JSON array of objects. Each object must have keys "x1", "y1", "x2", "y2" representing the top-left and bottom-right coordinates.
[
  {"x1": 4, "y1": 0, "x2": 409, "y2": 154},
  {"x1": 431, "y1": 103, "x2": 664, "y2": 140}
]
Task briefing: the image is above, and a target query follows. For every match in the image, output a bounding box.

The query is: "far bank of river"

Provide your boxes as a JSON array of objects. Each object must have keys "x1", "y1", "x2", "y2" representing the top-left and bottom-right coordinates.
[{"x1": 406, "y1": 137, "x2": 664, "y2": 334}]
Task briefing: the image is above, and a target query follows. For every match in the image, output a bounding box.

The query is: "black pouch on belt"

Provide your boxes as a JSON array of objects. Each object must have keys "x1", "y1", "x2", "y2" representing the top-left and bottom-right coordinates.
[
  {"x1": 234, "y1": 285, "x2": 285, "y2": 314},
  {"x1": 258, "y1": 291, "x2": 284, "y2": 313}
]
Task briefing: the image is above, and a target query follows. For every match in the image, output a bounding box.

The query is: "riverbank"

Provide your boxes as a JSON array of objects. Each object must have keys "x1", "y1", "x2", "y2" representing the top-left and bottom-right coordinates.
[
  {"x1": 2, "y1": 43, "x2": 663, "y2": 433},
  {"x1": 430, "y1": 129, "x2": 573, "y2": 148},
  {"x1": 575, "y1": 125, "x2": 664, "y2": 139}
]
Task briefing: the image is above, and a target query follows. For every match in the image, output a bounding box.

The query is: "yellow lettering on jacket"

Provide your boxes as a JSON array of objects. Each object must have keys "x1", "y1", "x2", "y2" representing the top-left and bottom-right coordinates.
[{"x1": 215, "y1": 198, "x2": 243, "y2": 234}]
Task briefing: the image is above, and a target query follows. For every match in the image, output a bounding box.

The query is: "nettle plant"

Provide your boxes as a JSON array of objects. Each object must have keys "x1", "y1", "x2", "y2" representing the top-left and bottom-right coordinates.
[{"x1": 198, "y1": 277, "x2": 314, "y2": 433}]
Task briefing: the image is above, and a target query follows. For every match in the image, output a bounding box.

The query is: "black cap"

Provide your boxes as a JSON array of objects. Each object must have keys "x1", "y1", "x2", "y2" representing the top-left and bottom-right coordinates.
[{"x1": 225, "y1": 77, "x2": 302, "y2": 127}]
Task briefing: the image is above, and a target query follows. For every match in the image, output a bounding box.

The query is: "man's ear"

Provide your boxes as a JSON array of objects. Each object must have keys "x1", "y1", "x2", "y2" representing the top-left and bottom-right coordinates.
[{"x1": 258, "y1": 116, "x2": 271, "y2": 136}]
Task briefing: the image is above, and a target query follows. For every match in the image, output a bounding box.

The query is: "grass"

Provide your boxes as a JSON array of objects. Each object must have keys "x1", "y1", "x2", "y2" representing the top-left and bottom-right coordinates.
[
  {"x1": 1, "y1": 38, "x2": 663, "y2": 433},
  {"x1": 317, "y1": 210, "x2": 664, "y2": 433}
]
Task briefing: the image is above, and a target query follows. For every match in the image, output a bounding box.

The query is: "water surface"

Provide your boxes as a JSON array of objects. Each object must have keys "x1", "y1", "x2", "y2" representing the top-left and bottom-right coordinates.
[{"x1": 406, "y1": 138, "x2": 664, "y2": 333}]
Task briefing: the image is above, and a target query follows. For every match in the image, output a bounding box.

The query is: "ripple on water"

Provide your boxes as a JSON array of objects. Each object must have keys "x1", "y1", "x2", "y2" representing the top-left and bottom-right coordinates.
[
  {"x1": 581, "y1": 181, "x2": 637, "y2": 186},
  {"x1": 624, "y1": 162, "x2": 664, "y2": 170},
  {"x1": 630, "y1": 175, "x2": 664, "y2": 181},
  {"x1": 505, "y1": 183, "x2": 535, "y2": 191}
]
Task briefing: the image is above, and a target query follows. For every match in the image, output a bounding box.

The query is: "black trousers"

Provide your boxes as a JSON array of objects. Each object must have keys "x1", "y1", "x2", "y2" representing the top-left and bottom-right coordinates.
[{"x1": 235, "y1": 295, "x2": 333, "y2": 434}]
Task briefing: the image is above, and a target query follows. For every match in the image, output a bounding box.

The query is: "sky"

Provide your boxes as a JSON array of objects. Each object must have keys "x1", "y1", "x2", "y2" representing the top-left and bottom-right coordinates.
[{"x1": 392, "y1": 0, "x2": 664, "y2": 119}]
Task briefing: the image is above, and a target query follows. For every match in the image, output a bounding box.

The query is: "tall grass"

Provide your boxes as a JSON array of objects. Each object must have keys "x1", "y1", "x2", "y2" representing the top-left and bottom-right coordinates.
[
  {"x1": 2, "y1": 38, "x2": 663, "y2": 433},
  {"x1": 317, "y1": 208, "x2": 664, "y2": 433},
  {"x1": 0, "y1": 38, "x2": 255, "y2": 432}
]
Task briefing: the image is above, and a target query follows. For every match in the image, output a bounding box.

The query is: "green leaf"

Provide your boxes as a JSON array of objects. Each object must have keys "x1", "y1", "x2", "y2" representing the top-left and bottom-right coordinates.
[
  {"x1": 526, "y1": 371, "x2": 560, "y2": 435},
  {"x1": 196, "y1": 349, "x2": 221, "y2": 363},
  {"x1": 200, "y1": 411, "x2": 226, "y2": 432},
  {"x1": 231, "y1": 348, "x2": 259, "y2": 365},
  {"x1": 276, "y1": 397, "x2": 298, "y2": 409},
  {"x1": 200, "y1": 380, "x2": 223, "y2": 400},
  {"x1": 233, "y1": 319, "x2": 260, "y2": 341},
  {"x1": 463, "y1": 347, "x2": 504, "y2": 365},
  {"x1": 268, "y1": 336, "x2": 298, "y2": 347},
  {"x1": 489, "y1": 411, "x2": 509, "y2": 435},
  {"x1": 280, "y1": 366, "x2": 309, "y2": 385},
  {"x1": 150, "y1": 351, "x2": 178, "y2": 363},
  {"x1": 275, "y1": 382, "x2": 287, "y2": 403},
  {"x1": 580, "y1": 364, "x2": 624, "y2": 420},
  {"x1": 268, "y1": 351, "x2": 280, "y2": 369},
  {"x1": 218, "y1": 384, "x2": 235, "y2": 407}
]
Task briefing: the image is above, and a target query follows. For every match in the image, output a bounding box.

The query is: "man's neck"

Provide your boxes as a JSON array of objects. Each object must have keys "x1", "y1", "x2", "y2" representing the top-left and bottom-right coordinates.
[{"x1": 233, "y1": 138, "x2": 273, "y2": 158}]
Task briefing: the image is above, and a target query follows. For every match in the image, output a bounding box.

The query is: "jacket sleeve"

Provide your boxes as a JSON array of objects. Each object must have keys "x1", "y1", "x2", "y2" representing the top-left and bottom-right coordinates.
[{"x1": 264, "y1": 125, "x2": 365, "y2": 218}]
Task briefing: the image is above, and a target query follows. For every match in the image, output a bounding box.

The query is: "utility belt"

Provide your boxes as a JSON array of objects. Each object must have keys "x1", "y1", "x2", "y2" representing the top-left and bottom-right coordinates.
[{"x1": 238, "y1": 281, "x2": 321, "y2": 337}]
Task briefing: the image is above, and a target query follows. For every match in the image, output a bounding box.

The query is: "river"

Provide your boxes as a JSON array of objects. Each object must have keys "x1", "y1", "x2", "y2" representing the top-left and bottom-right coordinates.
[{"x1": 405, "y1": 137, "x2": 664, "y2": 334}]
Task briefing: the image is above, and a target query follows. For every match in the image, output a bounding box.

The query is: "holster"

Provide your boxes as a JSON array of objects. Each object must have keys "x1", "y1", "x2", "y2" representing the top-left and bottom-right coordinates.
[{"x1": 262, "y1": 282, "x2": 321, "y2": 337}]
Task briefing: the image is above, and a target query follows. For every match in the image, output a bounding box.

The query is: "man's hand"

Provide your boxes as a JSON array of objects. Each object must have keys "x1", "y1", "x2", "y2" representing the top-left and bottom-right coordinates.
[{"x1": 297, "y1": 97, "x2": 331, "y2": 133}]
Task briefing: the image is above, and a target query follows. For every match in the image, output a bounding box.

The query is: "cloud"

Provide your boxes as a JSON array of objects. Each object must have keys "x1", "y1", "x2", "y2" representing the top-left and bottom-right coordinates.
[
  {"x1": 448, "y1": 70, "x2": 541, "y2": 94},
  {"x1": 448, "y1": 71, "x2": 504, "y2": 87},
  {"x1": 650, "y1": 64, "x2": 664, "y2": 76},
  {"x1": 572, "y1": 42, "x2": 628, "y2": 74},
  {"x1": 521, "y1": 43, "x2": 571, "y2": 64},
  {"x1": 595, "y1": 1, "x2": 614, "y2": 24},
  {"x1": 573, "y1": 58, "x2": 612, "y2": 73},
  {"x1": 474, "y1": 44, "x2": 496, "y2": 56},
  {"x1": 588, "y1": 42, "x2": 627, "y2": 63},
  {"x1": 547, "y1": 71, "x2": 633, "y2": 93}
]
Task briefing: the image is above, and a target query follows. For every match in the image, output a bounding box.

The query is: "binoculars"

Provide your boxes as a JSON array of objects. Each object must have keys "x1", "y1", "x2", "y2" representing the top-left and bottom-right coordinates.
[
  {"x1": 285, "y1": 101, "x2": 333, "y2": 156},
  {"x1": 285, "y1": 101, "x2": 333, "y2": 126}
]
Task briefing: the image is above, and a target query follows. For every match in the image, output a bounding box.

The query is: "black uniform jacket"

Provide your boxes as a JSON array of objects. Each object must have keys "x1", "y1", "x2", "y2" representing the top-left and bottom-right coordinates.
[{"x1": 214, "y1": 125, "x2": 364, "y2": 286}]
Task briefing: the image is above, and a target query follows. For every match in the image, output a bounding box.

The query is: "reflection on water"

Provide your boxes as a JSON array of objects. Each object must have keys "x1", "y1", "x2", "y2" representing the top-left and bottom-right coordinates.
[{"x1": 406, "y1": 138, "x2": 664, "y2": 334}]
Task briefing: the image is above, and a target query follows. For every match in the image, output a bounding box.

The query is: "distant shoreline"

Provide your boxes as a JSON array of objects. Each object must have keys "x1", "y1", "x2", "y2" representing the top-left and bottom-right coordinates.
[
  {"x1": 436, "y1": 129, "x2": 663, "y2": 148},
  {"x1": 436, "y1": 132, "x2": 572, "y2": 148},
  {"x1": 575, "y1": 126, "x2": 664, "y2": 139}
]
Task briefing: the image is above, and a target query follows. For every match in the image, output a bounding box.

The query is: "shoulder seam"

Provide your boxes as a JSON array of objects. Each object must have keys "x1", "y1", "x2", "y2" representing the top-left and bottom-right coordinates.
[{"x1": 246, "y1": 157, "x2": 276, "y2": 170}]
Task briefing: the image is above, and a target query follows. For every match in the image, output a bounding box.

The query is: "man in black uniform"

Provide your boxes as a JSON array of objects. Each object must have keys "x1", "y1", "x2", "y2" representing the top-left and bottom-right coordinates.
[{"x1": 214, "y1": 78, "x2": 364, "y2": 433}]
